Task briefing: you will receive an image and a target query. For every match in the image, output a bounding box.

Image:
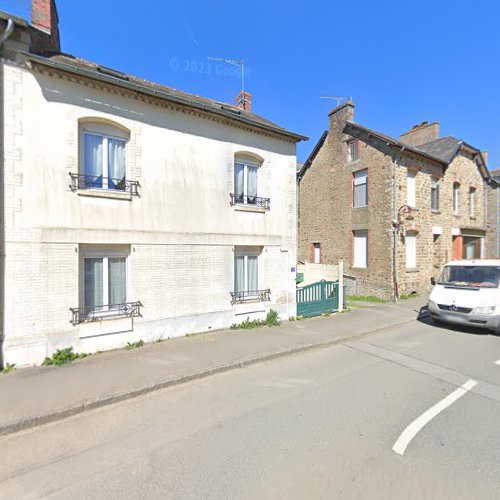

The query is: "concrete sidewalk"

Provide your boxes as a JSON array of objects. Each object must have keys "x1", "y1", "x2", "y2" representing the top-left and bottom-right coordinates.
[{"x1": 0, "y1": 296, "x2": 427, "y2": 436}]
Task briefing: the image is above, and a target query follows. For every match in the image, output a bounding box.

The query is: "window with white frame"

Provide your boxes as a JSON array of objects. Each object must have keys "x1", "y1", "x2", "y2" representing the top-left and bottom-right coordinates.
[
  {"x1": 353, "y1": 169, "x2": 368, "y2": 208},
  {"x1": 469, "y1": 187, "x2": 476, "y2": 217},
  {"x1": 234, "y1": 250, "x2": 259, "y2": 294},
  {"x1": 81, "y1": 247, "x2": 129, "y2": 312},
  {"x1": 348, "y1": 140, "x2": 359, "y2": 162},
  {"x1": 234, "y1": 158, "x2": 259, "y2": 205},
  {"x1": 407, "y1": 171, "x2": 416, "y2": 207},
  {"x1": 353, "y1": 230, "x2": 368, "y2": 268},
  {"x1": 453, "y1": 183, "x2": 460, "y2": 215},
  {"x1": 313, "y1": 242, "x2": 321, "y2": 264},
  {"x1": 405, "y1": 232, "x2": 417, "y2": 269},
  {"x1": 431, "y1": 178, "x2": 440, "y2": 211},
  {"x1": 80, "y1": 123, "x2": 129, "y2": 191}
]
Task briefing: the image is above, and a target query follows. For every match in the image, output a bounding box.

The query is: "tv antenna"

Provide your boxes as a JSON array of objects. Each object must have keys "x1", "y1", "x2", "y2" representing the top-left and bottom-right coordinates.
[
  {"x1": 320, "y1": 96, "x2": 352, "y2": 107},
  {"x1": 208, "y1": 56, "x2": 246, "y2": 99}
]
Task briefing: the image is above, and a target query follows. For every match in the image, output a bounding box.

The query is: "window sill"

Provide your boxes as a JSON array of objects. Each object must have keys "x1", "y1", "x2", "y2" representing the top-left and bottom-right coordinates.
[
  {"x1": 470, "y1": 216, "x2": 477, "y2": 220},
  {"x1": 348, "y1": 159, "x2": 361, "y2": 166},
  {"x1": 76, "y1": 189, "x2": 133, "y2": 201},
  {"x1": 353, "y1": 205, "x2": 368, "y2": 210},
  {"x1": 351, "y1": 266, "x2": 368, "y2": 270},
  {"x1": 453, "y1": 213, "x2": 461, "y2": 218},
  {"x1": 431, "y1": 210, "x2": 441, "y2": 214},
  {"x1": 233, "y1": 204, "x2": 267, "y2": 214},
  {"x1": 406, "y1": 268, "x2": 420, "y2": 273}
]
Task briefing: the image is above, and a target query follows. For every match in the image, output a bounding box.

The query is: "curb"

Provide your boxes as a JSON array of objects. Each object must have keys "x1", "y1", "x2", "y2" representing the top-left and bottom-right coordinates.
[{"x1": 0, "y1": 316, "x2": 417, "y2": 437}]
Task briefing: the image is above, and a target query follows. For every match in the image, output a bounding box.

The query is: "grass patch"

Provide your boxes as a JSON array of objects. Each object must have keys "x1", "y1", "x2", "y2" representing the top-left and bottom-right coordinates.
[
  {"x1": 1, "y1": 363, "x2": 16, "y2": 374},
  {"x1": 42, "y1": 347, "x2": 88, "y2": 367},
  {"x1": 231, "y1": 309, "x2": 281, "y2": 330},
  {"x1": 347, "y1": 295, "x2": 387, "y2": 303},
  {"x1": 399, "y1": 292, "x2": 419, "y2": 300}
]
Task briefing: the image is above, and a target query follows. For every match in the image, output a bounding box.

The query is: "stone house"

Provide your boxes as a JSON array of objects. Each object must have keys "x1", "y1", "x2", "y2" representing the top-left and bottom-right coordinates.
[
  {"x1": 0, "y1": 1, "x2": 306, "y2": 367},
  {"x1": 298, "y1": 100, "x2": 493, "y2": 299}
]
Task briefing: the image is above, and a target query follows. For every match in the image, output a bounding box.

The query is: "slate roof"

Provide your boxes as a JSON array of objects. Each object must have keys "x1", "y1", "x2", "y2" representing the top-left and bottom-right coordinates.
[
  {"x1": 24, "y1": 51, "x2": 308, "y2": 143},
  {"x1": 415, "y1": 136, "x2": 463, "y2": 163}
]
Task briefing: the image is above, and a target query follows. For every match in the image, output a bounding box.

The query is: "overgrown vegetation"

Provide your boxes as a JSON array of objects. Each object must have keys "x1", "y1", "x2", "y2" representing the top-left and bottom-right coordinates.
[
  {"x1": 1, "y1": 363, "x2": 16, "y2": 374},
  {"x1": 347, "y1": 295, "x2": 387, "y2": 303},
  {"x1": 42, "y1": 347, "x2": 87, "y2": 367},
  {"x1": 288, "y1": 316, "x2": 296, "y2": 322},
  {"x1": 125, "y1": 340, "x2": 144, "y2": 350},
  {"x1": 399, "y1": 292, "x2": 419, "y2": 300},
  {"x1": 231, "y1": 309, "x2": 281, "y2": 330}
]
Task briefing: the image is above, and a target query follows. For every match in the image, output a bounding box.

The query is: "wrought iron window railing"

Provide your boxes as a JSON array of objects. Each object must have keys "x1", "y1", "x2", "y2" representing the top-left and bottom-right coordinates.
[
  {"x1": 70, "y1": 301, "x2": 142, "y2": 326},
  {"x1": 230, "y1": 193, "x2": 270, "y2": 210},
  {"x1": 230, "y1": 289, "x2": 271, "y2": 305},
  {"x1": 69, "y1": 173, "x2": 140, "y2": 196}
]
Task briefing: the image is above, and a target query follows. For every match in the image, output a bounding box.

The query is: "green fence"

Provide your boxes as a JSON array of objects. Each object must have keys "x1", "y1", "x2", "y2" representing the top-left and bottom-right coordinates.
[{"x1": 297, "y1": 280, "x2": 339, "y2": 318}]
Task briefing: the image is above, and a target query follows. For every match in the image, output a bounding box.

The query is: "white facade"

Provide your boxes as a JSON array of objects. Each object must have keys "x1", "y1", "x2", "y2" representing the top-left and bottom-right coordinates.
[{"x1": 2, "y1": 60, "x2": 299, "y2": 366}]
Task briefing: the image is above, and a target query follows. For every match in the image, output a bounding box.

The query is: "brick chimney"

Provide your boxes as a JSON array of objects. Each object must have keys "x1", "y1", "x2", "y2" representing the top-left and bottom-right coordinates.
[
  {"x1": 328, "y1": 99, "x2": 354, "y2": 135},
  {"x1": 400, "y1": 121, "x2": 439, "y2": 147},
  {"x1": 236, "y1": 90, "x2": 252, "y2": 112},
  {"x1": 31, "y1": 0, "x2": 60, "y2": 52}
]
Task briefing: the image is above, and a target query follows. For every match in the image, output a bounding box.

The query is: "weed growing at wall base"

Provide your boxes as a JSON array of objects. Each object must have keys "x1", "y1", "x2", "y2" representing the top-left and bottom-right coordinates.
[
  {"x1": 125, "y1": 340, "x2": 145, "y2": 350},
  {"x1": 231, "y1": 309, "x2": 281, "y2": 330},
  {"x1": 42, "y1": 347, "x2": 88, "y2": 367},
  {"x1": 1, "y1": 363, "x2": 16, "y2": 374}
]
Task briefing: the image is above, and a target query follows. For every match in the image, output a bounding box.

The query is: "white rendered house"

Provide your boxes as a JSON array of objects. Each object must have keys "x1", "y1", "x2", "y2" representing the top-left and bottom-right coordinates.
[{"x1": 0, "y1": 1, "x2": 306, "y2": 366}]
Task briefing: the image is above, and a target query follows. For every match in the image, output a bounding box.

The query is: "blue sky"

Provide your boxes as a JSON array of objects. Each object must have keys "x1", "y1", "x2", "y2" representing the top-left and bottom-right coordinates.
[{"x1": 2, "y1": 0, "x2": 499, "y2": 167}]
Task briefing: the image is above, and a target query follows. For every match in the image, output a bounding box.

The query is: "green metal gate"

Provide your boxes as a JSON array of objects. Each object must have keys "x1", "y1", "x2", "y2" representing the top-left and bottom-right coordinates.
[{"x1": 297, "y1": 280, "x2": 339, "y2": 318}]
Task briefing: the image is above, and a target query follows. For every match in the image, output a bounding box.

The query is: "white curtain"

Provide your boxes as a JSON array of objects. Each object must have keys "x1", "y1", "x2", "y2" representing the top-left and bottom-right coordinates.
[
  {"x1": 235, "y1": 163, "x2": 245, "y2": 201},
  {"x1": 108, "y1": 257, "x2": 126, "y2": 307},
  {"x1": 353, "y1": 170, "x2": 367, "y2": 207},
  {"x1": 247, "y1": 166, "x2": 258, "y2": 203},
  {"x1": 235, "y1": 256, "x2": 245, "y2": 292},
  {"x1": 247, "y1": 256, "x2": 258, "y2": 291},
  {"x1": 353, "y1": 231, "x2": 368, "y2": 268},
  {"x1": 84, "y1": 258, "x2": 103, "y2": 309},
  {"x1": 407, "y1": 172, "x2": 416, "y2": 207},
  {"x1": 108, "y1": 138, "x2": 126, "y2": 189},
  {"x1": 84, "y1": 134, "x2": 103, "y2": 187}
]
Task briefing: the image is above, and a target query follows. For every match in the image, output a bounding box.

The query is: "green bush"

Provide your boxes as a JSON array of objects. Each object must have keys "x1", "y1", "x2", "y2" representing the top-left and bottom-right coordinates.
[
  {"x1": 347, "y1": 295, "x2": 387, "y2": 303},
  {"x1": 42, "y1": 347, "x2": 87, "y2": 367},
  {"x1": 265, "y1": 309, "x2": 280, "y2": 327}
]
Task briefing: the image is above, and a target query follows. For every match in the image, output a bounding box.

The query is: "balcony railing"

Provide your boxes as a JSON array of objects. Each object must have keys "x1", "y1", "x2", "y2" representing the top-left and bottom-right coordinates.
[
  {"x1": 230, "y1": 193, "x2": 270, "y2": 210},
  {"x1": 70, "y1": 301, "x2": 143, "y2": 326},
  {"x1": 69, "y1": 173, "x2": 140, "y2": 196},
  {"x1": 230, "y1": 289, "x2": 271, "y2": 305}
]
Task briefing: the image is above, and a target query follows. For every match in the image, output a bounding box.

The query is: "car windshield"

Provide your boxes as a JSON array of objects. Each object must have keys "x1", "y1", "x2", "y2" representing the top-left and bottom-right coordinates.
[{"x1": 438, "y1": 265, "x2": 500, "y2": 288}]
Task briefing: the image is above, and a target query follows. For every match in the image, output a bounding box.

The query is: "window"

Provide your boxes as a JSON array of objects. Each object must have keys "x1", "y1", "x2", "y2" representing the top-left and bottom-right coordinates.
[
  {"x1": 83, "y1": 252, "x2": 127, "y2": 312},
  {"x1": 348, "y1": 140, "x2": 359, "y2": 162},
  {"x1": 407, "y1": 171, "x2": 416, "y2": 207},
  {"x1": 234, "y1": 251, "x2": 259, "y2": 294},
  {"x1": 234, "y1": 160, "x2": 259, "y2": 205},
  {"x1": 78, "y1": 122, "x2": 131, "y2": 192},
  {"x1": 405, "y1": 232, "x2": 417, "y2": 269},
  {"x1": 353, "y1": 230, "x2": 368, "y2": 268},
  {"x1": 353, "y1": 169, "x2": 368, "y2": 208},
  {"x1": 469, "y1": 187, "x2": 476, "y2": 217},
  {"x1": 313, "y1": 243, "x2": 321, "y2": 264},
  {"x1": 431, "y1": 178, "x2": 440, "y2": 211},
  {"x1": 453, "y1": 183, "x2": 460, "y2": 215}
]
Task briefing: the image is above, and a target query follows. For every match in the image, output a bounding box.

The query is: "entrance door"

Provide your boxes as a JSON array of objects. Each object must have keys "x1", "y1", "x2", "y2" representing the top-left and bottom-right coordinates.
[{"x1": 463, "y1": 237, "x2": 481, "y2": 259}]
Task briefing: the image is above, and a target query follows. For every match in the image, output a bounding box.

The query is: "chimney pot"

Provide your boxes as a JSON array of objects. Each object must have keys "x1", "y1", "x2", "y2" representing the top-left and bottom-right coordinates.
[{"x1": 236, "y1": 90, "x2": 252, "y2": 112}]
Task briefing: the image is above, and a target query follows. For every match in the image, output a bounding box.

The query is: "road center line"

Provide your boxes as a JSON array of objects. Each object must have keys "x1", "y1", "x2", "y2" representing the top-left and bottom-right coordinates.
[{"x1": 392, "y1": 379, "x2": 477, "y2": 456}]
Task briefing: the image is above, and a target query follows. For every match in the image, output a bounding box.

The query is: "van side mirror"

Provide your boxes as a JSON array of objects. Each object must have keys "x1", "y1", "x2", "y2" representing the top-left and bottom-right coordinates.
[{"x1": 430, "y1": 277, "x2": 436, "y2": 286}]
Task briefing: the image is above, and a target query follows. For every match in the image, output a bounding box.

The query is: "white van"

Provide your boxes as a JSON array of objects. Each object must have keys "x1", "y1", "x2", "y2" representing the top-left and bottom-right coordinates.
[{"x1": 428, "y1": 260, "x2": 500, "y2": 334}]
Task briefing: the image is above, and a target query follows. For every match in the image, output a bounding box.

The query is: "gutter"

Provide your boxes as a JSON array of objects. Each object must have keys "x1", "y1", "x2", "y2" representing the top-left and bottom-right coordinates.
[{"x1": 24, "y1": 52, "x2": 308, "y2": 143}]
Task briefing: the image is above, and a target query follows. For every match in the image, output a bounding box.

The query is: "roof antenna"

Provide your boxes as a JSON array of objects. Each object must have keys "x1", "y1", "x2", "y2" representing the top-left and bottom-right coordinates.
[
  {"x1": 208, "y1": 56, "x2": 246, "y2": 104},
  {"x1": 320, "y1": 96, "x2": 352, "y2": 107}
]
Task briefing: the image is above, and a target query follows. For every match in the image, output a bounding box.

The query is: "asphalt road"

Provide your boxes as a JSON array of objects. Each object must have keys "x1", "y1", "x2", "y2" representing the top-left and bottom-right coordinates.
[{"x1": 1, "y1": 314, "x2": 500, "y2": 499}]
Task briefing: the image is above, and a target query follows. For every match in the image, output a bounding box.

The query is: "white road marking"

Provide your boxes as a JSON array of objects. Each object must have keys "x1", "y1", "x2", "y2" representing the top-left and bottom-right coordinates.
[
  {"x1": 392, "y1": 379, "x2": 477, "y2": 456},
  {"x1": 495, "y1": 359, "x2": 500, "y2": 366}
]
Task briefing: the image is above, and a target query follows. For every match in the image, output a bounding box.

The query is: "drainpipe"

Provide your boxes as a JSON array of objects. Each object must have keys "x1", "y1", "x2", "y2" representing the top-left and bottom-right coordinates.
[
  {"x1": 391, "y1": 145, "x2": 406, "y2": 301},
  {"x1": 0, "y1": 19, "x2": 14, "y2": 370}
]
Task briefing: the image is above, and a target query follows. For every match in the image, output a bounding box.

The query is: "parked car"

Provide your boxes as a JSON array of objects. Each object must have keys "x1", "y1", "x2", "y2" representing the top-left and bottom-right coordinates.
[{"x1": 428, "y1": 260, "x2": 500, "y2": 334}]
